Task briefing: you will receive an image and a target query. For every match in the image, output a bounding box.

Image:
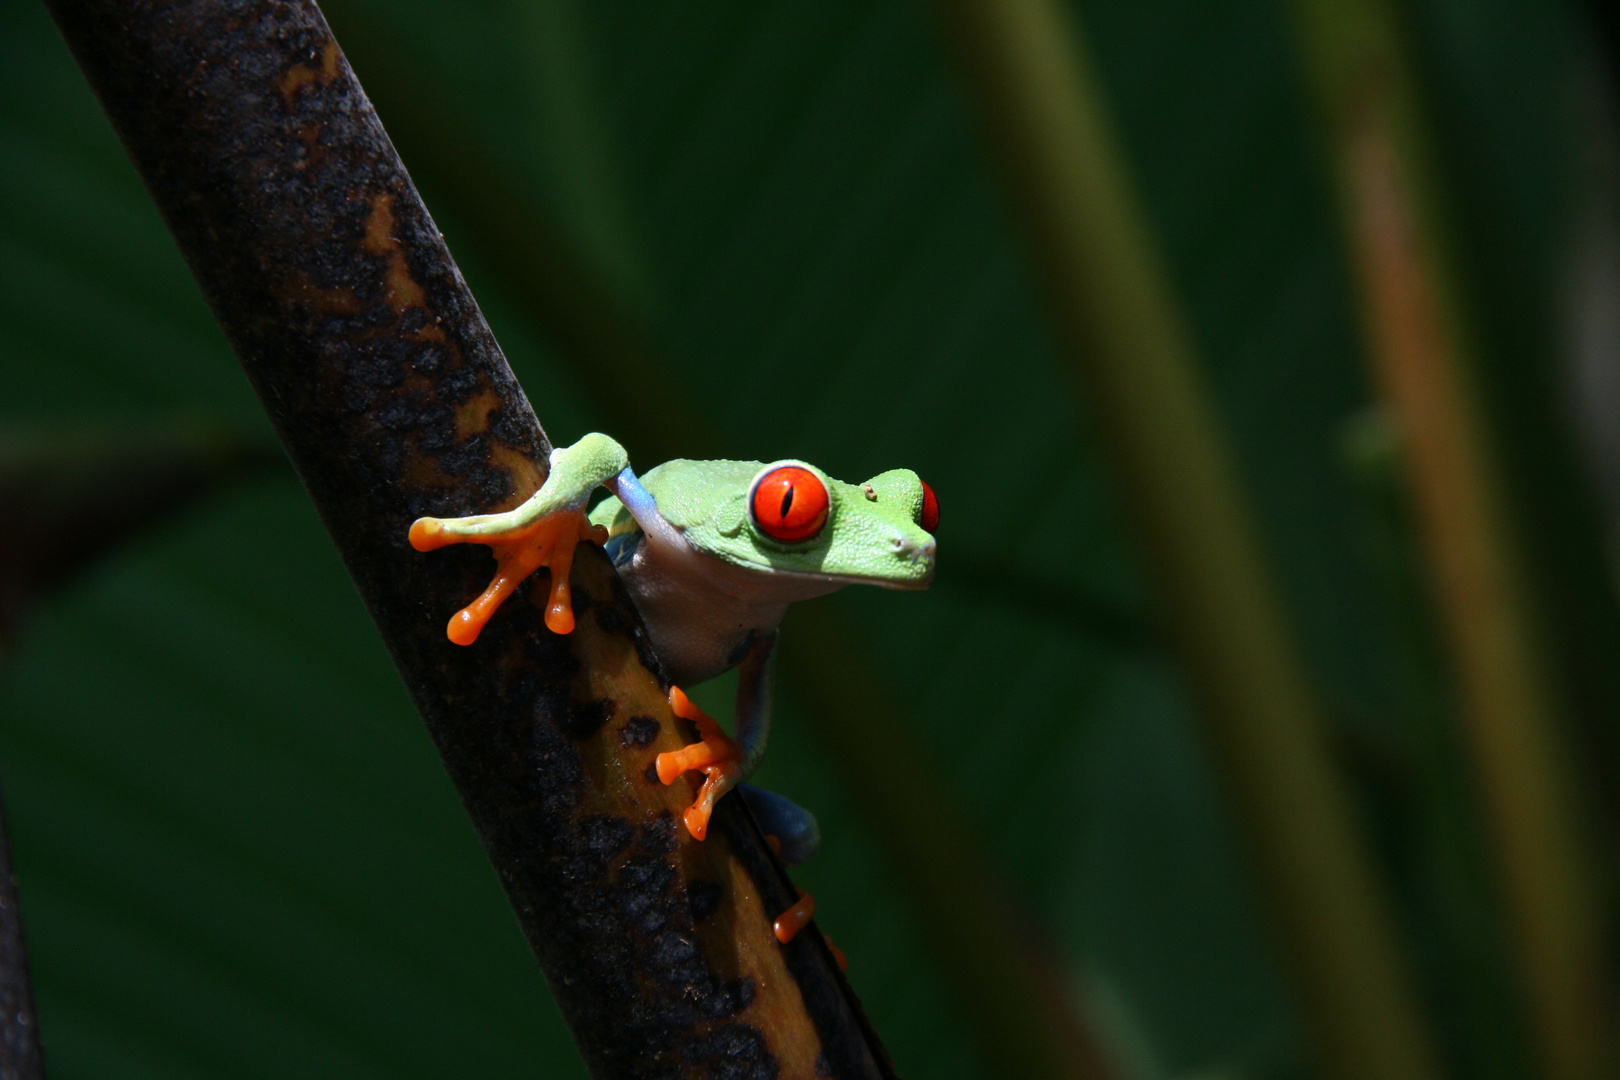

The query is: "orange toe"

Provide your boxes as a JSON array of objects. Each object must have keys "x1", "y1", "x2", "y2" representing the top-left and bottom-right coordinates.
[
  {"x1": 407, "y1": 518, "x2": 443, "y2": 551},
  {"x1": 660, "y1": 686, "x2": 744, "y2": 841},
  {"x1": 774, "y1": 889, "x2": 816, "y2": 944},
  {"x1": 412, "y1": 507, "x2": 606, "y2": 644}
]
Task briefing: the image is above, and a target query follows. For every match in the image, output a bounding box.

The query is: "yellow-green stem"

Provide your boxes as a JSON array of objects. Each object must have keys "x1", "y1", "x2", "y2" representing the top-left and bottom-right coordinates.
[
  {"x1": 1288, "y1": 4, "x2": 1610, "y2": 1078},
  {"x1": 926, "y1": 2, "x2": 1442, "y2": 1078}
]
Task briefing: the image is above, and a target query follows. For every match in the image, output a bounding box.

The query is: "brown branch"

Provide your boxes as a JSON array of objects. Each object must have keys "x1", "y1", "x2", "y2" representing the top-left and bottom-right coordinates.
[
  {"x1": 43, "y1": 2, "x2": 893, "y2": 1076},
  {"x1": 0, "y1": 792, "x2": 42, "y2": 1080}
]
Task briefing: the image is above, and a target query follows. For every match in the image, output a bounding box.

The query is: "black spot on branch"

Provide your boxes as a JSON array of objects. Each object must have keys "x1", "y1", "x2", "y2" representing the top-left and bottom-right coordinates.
[
  {"x1": 687, "y1": 878, "x2": 723, "y2": 923},
  {"x1": 637, "y1": 811, "x2": 678, "y2": 854},
  {"x1": 620, "y1": 715, "x2": 660, "y2": 749},
  {"x1": 561, "y1": 697, "x2": 614, "y2": 740}
]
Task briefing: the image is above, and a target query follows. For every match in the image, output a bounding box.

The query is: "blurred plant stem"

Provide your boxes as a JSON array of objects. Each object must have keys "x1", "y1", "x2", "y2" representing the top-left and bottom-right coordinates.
[
  {"x1": 508, "y1": 0, "x2": 656, "y2": 321},
  {"x1": 926, "y1": 2, "x2": 1442, "y2": 1079},
  {"x1": 0, "y1": 418, "x2": 285, "y2": 650},
  {"x1": 1288, "y1": 4, "x2": 1612, "y2": 1078},
  {"x1": 1339, "y1": 408, "x2": 1533, "y2": 1076}
]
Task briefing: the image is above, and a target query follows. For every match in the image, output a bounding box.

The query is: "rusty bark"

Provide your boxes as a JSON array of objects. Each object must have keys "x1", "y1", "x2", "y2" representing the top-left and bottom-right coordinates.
[{"x1": 43, "y1": 2, "x2": 893, "y2": 1076}]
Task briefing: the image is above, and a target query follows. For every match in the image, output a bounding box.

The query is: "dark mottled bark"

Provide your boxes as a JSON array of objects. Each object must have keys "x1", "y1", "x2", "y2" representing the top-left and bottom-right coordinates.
[
  {"x1": 43, "y1": 1, "x2": 893, "y2": 1076},
  {"x1": 0, "y1": 794, "x2": 43, "y2": 1080}
]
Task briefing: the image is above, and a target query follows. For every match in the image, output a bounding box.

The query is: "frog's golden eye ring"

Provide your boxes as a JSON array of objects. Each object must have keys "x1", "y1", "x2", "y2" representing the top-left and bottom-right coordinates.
[
  {"x1": 919, "y1": 480, "x2": 939, "y2": 533},
  {"x1": 751, "y1": 465, "x2": 829, "y2": 542}
]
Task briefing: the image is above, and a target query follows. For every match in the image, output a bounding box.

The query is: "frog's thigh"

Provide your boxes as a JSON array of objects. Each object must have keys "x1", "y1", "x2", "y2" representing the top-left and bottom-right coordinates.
[{"x1": 739, "y1": 784, "x2": 821, "y2": 865}]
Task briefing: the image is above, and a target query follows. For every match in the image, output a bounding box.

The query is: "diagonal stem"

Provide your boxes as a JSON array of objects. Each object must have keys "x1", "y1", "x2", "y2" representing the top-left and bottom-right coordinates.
[
  {"x1": 926, "y1": 2, "x2": 1443, "y2": 1078},
  {"x1": 1289, "y1": 3, "x2": 1612, "y2": 1077}
]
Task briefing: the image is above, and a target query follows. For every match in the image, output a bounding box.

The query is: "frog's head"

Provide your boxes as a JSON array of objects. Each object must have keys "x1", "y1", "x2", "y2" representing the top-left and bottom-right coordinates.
[{"x1": 684, "y1": 460, "x2": 937, "y2": 588}]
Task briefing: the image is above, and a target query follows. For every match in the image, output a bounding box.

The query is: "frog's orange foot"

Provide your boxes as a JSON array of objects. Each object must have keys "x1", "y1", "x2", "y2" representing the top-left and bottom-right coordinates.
[
  {"x1": 409, "y1": 507, "x2": 607, "y2": 643},
  {"x1": 825, "y1": 934, "x2": 849, "y2": 972},
  {"x1": 657, "y1": 686, "x2": 744, "y2": 841},
  {"x1": 769, "y1": 888, "x2": 845, "y2": 967},
  {"x1": 774, "y1": 889, "x2": 816, "y2": 944}
]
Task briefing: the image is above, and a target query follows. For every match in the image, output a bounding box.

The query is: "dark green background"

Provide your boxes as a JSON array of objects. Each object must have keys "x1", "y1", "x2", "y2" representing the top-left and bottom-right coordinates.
[{"x1": 0, "y1": 0, "x2": 1601, "y2": 1076}]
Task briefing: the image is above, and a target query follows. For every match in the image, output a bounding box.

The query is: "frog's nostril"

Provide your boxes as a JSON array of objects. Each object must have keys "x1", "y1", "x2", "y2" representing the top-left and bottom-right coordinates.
[{"x1": 894, "y1": 535, "x2": 936, "y2": 564}]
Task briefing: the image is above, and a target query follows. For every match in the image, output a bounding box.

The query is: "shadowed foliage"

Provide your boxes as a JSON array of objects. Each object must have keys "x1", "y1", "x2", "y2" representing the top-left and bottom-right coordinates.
[{"x1": 2, "y1": 0, "x2": 1616, "y2": 1077}]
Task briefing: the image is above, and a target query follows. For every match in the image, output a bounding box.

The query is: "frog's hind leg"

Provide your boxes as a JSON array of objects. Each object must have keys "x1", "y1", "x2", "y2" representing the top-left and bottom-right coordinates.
[
  {"x1": 657, "y1": 632, "x2": 789, "y2": 841},
  {"x1": 658, "y1": 687, "x2": 745, "y2": 841},
  {"x1": 739, "y1": 784, "x2": 821, "y2": 865},
  {"x1": 732, "y1": 635, "x2": 824, "y2": 859},
  {"x1": 734, "y1": 630, "x2": 777, "y2": 775},
  {"x1": 408, "y1": 433, "x2": 627, "y2": 642}
]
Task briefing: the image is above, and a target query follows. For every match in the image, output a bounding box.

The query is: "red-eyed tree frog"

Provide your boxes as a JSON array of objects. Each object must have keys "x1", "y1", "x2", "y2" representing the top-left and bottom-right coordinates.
[{"x1": 408, "y1": 432, "x2": 938, "y2": 867}]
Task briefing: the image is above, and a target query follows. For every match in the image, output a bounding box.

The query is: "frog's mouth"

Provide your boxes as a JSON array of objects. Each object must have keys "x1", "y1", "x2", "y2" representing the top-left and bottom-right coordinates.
[
  {"x1": 762, "y1": 567, "x2": 934, "y2": 592},
  {"x1": 700, "y1": 527, "x2": 936, "y2": 590},
  {"x1": 872, "y1": 573, "x2": 933, "y2": 591},
  {"x1": 746, "y1": 547, "x2": 936, "y2": 591}
]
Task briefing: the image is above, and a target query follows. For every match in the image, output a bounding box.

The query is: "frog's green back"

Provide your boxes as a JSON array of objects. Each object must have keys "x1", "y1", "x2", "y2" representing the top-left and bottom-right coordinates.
[
  {"x1": 588, "y1": 458, "x2": 763, "y2": 535},
  {"x1": 644, "y1": 459, "x2": 763, "y2": 527}
]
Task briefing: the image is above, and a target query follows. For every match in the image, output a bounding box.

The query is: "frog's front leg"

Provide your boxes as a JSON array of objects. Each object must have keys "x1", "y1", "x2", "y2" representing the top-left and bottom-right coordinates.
[{"x1": 409, "y1": 432, "x2": 628, "y2": 642}]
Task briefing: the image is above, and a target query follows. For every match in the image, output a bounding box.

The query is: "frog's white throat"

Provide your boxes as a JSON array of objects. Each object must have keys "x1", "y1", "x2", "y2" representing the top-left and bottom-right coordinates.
[{"x1": 614, "y1": 525, "x2": 845, "y2": 687}]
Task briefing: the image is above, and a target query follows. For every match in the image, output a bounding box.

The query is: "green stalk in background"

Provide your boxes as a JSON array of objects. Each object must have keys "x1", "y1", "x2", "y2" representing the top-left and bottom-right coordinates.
[
  {"x1": 926, "y1": 2, "x2": 1442, "y2": 1079},
  {"x1": 1288, "y1": 4, "x2": 1611, "y2": 1078}
]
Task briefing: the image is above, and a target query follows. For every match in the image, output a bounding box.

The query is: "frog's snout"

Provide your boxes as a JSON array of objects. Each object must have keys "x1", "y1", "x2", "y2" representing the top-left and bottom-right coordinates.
[{"x1": 892, "y1": 532, "x2": 937, "y2": 574}]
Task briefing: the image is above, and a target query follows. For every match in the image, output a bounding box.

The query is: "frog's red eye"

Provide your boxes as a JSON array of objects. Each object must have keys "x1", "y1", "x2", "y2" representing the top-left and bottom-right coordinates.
[
  {"x1": 919, "y1": 480, "x2": 939, "y2": 533},
  {"x1": 751, "y1": 465, "x2": 829, "y2": 542}
]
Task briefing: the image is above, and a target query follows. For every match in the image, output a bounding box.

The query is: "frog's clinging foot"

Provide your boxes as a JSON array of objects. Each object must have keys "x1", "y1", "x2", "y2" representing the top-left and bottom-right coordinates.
[
  {"x1": 409, "y1": 506, "x2": 607, "y2": 643},
  {"x1": 826, "y1": 935, "x2": 849, "y2": 972},
  {"x1": 658, "y1": 686, "x2": 744, "y2": 841},
  {"x1": 771, "y1": 887, "x2": 845, "y2": 967},
  {"x1": 774, "y1": 888, "x2": 816, "y2": 944}
]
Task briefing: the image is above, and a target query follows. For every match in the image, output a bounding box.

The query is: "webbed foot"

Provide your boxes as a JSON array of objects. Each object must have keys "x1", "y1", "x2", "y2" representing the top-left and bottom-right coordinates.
[
  {"x1": 657, "y1": 686, "x2": 744, "y2": 841},
  {"x1": 409, "y1": 505, "x2": 607, "y2": 642},
  {"x1": 409, "y1": 433, "x2": 628, "y2": 643}
]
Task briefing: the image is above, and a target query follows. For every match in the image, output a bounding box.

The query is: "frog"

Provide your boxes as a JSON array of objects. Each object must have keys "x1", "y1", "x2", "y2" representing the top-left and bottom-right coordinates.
[{"x1": 408, "y1": 432, "x2": 938, "y2": 869}]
